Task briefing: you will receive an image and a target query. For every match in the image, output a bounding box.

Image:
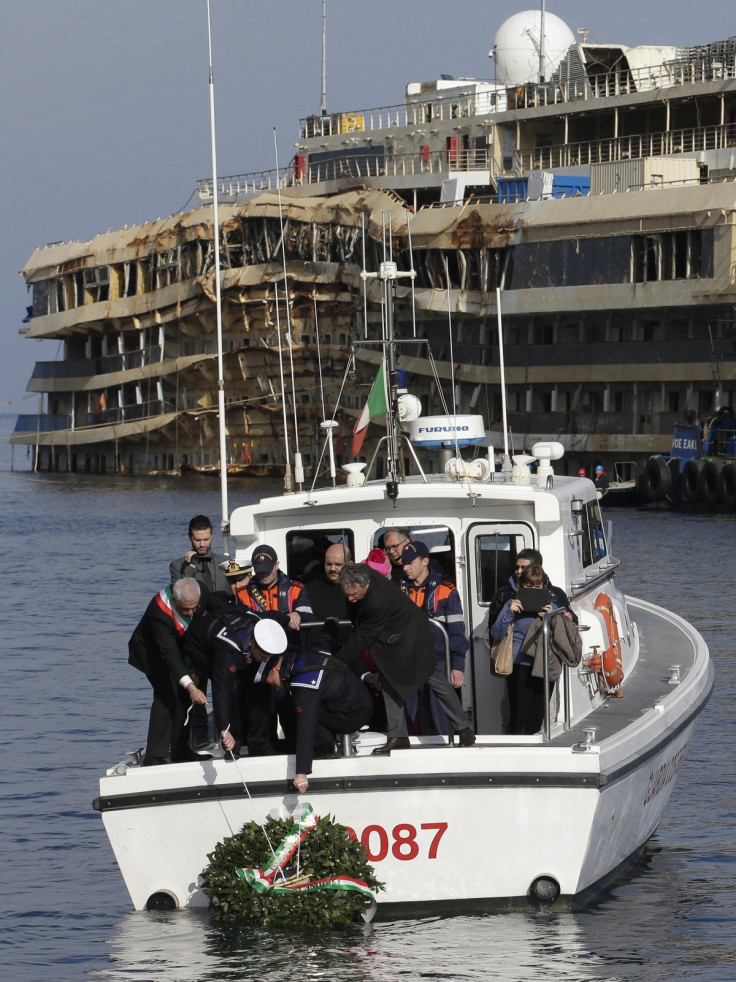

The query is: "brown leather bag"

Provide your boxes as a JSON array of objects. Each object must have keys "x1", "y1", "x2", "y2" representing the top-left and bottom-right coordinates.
[{"x1": 491, "y1": 624, "x2": 514, "y2": 676}]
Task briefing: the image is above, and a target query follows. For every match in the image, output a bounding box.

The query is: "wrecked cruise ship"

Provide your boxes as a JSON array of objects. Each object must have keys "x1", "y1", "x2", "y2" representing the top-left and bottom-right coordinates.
[{"x1": 13, "y1": 9, "x2": 736, "y2": 477}]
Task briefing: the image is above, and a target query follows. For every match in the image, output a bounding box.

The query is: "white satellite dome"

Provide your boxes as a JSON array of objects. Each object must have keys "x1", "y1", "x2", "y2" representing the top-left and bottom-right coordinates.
[{"x1": 490, "y1": 9, "x2": 575, "y2": 86}]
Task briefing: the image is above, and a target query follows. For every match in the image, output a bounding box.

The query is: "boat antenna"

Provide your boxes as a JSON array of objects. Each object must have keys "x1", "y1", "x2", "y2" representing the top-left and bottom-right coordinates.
[
  {"x1": 205, "y1": 0, "x2": 230, "y2": 536},
  {"x1": 320, "y1": 0, "x2": 327, "y2": 117},
  {"x1": 444, "y1": 257, "x2": 462, "y2": 464},
  {"x1": 314, "y1": 291, "x2": 338, "y2": 485},
  {"x1": 496, "y1": 286, "x2": 512, "y2": 480},
  {"x1": 273, "y1": 280, "x2": 293, "y2": 493},
  {"x1": 274, "y1": 127, "x2": 304, "y2": 490}
]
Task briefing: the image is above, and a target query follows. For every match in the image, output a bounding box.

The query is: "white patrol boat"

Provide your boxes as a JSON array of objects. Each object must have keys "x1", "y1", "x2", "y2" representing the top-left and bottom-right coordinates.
[{"x1": 94, "y1": 336, "x2": 713, "y2": 912}]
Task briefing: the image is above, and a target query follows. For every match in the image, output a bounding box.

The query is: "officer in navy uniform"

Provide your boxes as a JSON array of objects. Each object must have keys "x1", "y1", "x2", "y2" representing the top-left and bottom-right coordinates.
[
  {"x1": 256, "y1": 620, "x2": 373, "y2": 794},
  {"x1": 186, "y1": 609, "x2": 293, "y2": 758}
]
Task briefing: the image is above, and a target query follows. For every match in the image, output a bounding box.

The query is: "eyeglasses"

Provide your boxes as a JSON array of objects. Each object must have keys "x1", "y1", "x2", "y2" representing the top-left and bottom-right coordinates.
[
  {"x1": 513, "y1": 563, "x2": 529, "y2": 571},
  {"x1": 385, "y1": 538, "x2": 408, "y2": 552}
]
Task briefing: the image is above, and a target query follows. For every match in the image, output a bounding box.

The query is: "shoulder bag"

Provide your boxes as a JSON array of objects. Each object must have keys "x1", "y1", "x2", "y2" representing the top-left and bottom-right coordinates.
[{"x1": 491, "y1": 623, "x2": 514, "y2": 676}]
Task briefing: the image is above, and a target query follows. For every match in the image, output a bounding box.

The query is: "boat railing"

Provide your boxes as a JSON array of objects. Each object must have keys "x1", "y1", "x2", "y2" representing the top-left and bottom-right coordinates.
[{"x1": 541, "y1": 608, "x2": 594, "y2": 742}]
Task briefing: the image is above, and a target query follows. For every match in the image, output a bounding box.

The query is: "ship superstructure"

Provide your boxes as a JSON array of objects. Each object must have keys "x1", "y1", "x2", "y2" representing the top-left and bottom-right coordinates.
[{"x1": 14, "y1": 12, "x2": 736, "y2": 476}]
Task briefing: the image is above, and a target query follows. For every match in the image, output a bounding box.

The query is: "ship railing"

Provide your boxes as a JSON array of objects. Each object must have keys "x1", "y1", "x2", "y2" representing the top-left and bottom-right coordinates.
[
  {"x1": 30, "y1": 348, "x2": 165, "y2": 382},
  {"x1": 294, "y1": 55, "x2": 736, "y2": 134},
  {"x1": 295, "y1": 148, "x2": 491, "y2": 186},
  {"x1": 196, "y1": 167, "x2": 292, "y2": 201},
  {"x1": 298, "y1": 92, "x2": 491, "y2": 139},
  {"x1": 516, "y1": 121, "x2": 736, "y2": 172},
  {"x1": 197, "y1": 147, "x2": 493, "y2": 200},
  {"x1": 83, "y1": 399, "x2": 175, "y2": 428},
  {"x1": 13, "y1": 414, "x2": 71, "y2": 434}
]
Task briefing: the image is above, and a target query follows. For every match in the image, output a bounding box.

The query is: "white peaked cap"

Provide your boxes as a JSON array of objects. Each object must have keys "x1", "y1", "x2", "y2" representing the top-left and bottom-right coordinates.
[{"x1": 253, "y1": 619, "x2": 287, "y2": 655}]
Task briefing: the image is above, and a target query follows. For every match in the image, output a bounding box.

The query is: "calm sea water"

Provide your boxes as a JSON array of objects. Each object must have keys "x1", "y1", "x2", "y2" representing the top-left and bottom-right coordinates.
[{"x1": 1, "y1": 416, "x2": 734, "y2": 982}]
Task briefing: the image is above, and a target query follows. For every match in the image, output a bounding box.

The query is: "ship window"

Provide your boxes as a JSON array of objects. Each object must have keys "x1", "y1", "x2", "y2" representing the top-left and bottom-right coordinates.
[
  {"x1": 285, "y1": 528, "x2": 356, "y2": 584},
  {"x1": 32, "y1": 280, "x2": 50, "y2": 317},
  {"x1": 83, "y1": 266, "x2": 109, "y2": 304}
]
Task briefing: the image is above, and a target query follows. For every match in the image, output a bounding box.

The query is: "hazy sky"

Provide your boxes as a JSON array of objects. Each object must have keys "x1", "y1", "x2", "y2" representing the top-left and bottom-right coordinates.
[{"x1": 1, "y1": 1, "x2": 730, "y2": 412}]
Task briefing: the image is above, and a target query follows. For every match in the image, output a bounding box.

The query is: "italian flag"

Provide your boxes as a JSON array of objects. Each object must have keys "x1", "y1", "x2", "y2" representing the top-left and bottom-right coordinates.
[{"x1": 352, "y1": 364, "x2": 388, "y2": 456}]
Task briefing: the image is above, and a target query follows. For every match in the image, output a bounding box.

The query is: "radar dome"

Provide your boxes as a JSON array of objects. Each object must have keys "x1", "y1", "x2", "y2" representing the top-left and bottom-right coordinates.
[{"x1": 490, "y1": 10, "x2": 575, "y2": 86}]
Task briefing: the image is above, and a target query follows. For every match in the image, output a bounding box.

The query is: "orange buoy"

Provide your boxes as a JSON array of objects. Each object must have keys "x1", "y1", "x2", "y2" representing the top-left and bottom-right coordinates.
[{"x1": 595, "y1": 592, "x2": 624, "y2": 693}]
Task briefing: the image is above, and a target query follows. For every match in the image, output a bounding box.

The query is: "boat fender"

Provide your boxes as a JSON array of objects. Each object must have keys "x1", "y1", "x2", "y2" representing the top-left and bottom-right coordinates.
[
  {"x1": 640, "y1": 456, "x2": 670, "y2": 503},
  {"x1": 717, "y1": 462, "x2": 736, "y2": 510},
  {"x1": 667, "y1": 456, "x2": 683, "y2": 503},
  {"x1": 682, "y1": 459, "x2": 704, "y2": 504},
  {"x1": 698, "y1": 460, "x2": 721, "y2": 508},
  {"x1": 594, "y1": 592, "x2": 624, "y2": 694}
]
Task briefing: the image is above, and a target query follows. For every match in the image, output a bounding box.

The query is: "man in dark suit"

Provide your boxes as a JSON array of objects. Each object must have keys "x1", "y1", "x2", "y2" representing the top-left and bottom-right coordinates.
[
  {"x1": 337, "y1": 563, "x2": 475, "y2": 754},
  {"x1": 306, "y1": 543, "x2": 351, "y2": 623},
  {"x1": 128, "y1": 578, "x2": 208, "y2": 766},
  {"x1": 169, "y1": 514, "x2": 229, "y2": 594}
]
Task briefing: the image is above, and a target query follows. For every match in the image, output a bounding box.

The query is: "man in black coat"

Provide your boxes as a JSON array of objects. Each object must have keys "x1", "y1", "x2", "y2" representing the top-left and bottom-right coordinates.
[
  {"x1": 306, "y1": 542, "x2": 351, "y2": 623},
  {"x1": 128, "y1": 578, "x2": 208, "y2": 766},
  {"x1": 337, "y1": 564, "x2": 475, "y2": 754}
]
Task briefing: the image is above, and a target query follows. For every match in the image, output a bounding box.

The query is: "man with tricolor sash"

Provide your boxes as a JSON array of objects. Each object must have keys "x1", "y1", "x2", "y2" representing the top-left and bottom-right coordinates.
[{"x1": 128, "y1": 578, "x2": 208, "y2": 766}]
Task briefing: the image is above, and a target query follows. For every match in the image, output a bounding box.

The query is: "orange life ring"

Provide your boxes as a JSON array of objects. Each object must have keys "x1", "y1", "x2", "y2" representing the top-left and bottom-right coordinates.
[{"x1": 595, "y1": 592, "x2": 624, "y2": 690}]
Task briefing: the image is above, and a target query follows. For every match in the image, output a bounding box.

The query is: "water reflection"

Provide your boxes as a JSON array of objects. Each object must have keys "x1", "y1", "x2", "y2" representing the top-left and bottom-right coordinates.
[{"x1": 90, "y1": 838, "x2": 733, "y2": 982}]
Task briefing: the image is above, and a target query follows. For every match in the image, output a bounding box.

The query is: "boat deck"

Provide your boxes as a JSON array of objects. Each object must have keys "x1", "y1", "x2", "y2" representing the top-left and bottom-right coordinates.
[{"x1": 542, "y1": 598, "x2": 708, "y2": 757}]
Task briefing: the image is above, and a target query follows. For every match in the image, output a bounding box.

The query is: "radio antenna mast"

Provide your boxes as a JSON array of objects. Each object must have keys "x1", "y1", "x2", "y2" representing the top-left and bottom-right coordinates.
[
  {"x1": 205, "y1": 0, "x2": 229, "y2": 535},
  {"x1": 320, "y1": 0, "x2": 327, "y2": 117}
]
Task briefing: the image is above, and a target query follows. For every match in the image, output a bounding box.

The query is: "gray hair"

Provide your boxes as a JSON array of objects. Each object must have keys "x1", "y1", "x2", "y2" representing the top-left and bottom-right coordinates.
[
  {"x1": 173, "y1": 578, "x2": 201, "y2": 602},
  {"x1": 338, "y1": 562, "x2": 371, "y2": 589}
]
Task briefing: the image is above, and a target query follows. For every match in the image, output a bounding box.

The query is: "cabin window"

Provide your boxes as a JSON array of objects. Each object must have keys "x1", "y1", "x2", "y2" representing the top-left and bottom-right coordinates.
[
  {"x1": 285, "y1": 528, "x2": 356, "y2": 584},
  {"x1": 580, "y1": 500, "x2": 607, "y2": 568},
  {"x1": 473, "y1": 532, "x2": 531, "y2": 604}
]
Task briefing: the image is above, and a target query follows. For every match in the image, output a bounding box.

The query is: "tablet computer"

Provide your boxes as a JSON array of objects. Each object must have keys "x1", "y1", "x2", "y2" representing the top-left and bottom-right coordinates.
[{"x1": 515, "y1": 587, "x2": 551, "y2": 614}]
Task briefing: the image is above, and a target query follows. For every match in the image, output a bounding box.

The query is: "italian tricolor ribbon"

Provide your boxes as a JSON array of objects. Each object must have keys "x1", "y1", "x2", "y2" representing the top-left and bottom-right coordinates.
[{"x1": 236, "y1": 805, "x2": 375, "y2": 903}]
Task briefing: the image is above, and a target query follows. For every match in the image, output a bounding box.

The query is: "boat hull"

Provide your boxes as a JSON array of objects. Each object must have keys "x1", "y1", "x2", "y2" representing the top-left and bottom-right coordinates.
[{"x1": 95, "y1": 670, "x2": 711, "y2": 913}]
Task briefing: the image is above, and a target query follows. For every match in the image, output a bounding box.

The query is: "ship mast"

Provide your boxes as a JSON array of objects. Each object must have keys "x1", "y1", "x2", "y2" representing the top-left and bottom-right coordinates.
[
  {"x1": 320, "y1": 0, "x2": 327, "y2": 118},
  {"x1": 538, "y1": 0, "x2": 547, "y2": 83},
  {"x1": 206, "y1": 0, "x2": 230, "y2": 533}
]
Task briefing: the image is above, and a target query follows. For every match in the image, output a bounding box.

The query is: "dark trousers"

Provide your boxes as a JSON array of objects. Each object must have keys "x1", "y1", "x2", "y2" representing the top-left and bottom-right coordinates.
[
  {"x1": 144, "y1": 663, "x2": 190, "y2": 760},
  {"x1": 507, "y1": 663, "x2": 549, "y2": 735},
  {"x1": 318, "y1": 683, "x2": 373, "y2": 747},
  {"x1": 383, "y1": 669, "x2": 467, "y2": 738}
]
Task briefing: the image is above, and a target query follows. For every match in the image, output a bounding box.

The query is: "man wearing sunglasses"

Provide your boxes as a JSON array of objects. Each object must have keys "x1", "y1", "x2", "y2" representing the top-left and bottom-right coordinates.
[{"x1": 487, "y1": 548, "x2": 575, "y2": 646}]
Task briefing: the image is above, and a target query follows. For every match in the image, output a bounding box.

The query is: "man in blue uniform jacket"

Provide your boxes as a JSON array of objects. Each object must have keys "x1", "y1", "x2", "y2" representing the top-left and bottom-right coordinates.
[{"x1": 256, "y1": 619, "x2": 373, "y2": 794}]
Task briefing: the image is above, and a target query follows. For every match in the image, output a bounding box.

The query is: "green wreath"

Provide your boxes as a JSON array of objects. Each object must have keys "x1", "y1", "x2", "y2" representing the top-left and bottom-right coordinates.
[{"x1": 200, "y1": 812, "x2": 384, "y2": 930}]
